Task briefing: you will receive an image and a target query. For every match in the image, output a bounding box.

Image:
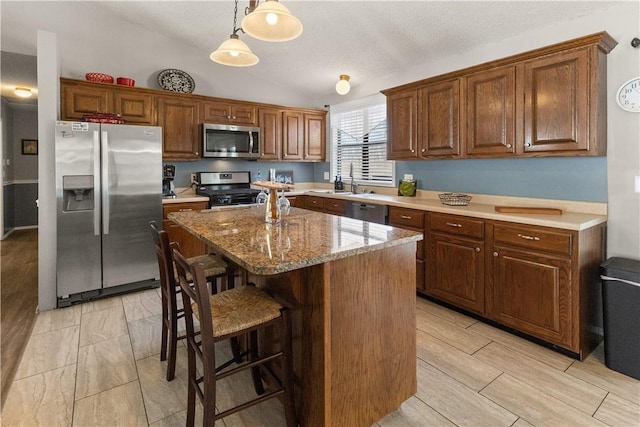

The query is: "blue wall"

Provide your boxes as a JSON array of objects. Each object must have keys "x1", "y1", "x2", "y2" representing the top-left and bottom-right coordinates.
[{"x1": 314, "y1": 156, "x2": 607, "y2": 202}]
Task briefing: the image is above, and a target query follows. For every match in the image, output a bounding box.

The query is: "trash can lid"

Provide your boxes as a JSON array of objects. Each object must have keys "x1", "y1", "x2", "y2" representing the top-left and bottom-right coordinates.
[{"x1": 600, "y1": 257, "x2": 640, "y2": 284}]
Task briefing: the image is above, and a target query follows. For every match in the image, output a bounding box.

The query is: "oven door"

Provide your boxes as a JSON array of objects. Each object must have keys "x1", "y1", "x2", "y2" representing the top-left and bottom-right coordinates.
[{"x1": 203, "y1": 124, "x2": 260, "y2": 158}]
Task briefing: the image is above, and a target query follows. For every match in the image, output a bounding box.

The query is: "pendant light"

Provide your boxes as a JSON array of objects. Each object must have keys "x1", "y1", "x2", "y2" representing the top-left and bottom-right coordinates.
[
  {"x1": 242, "y1": 0, "x2": 303, "y2": 42},
  {"x1": 211, "y1": 0, "x2": 259, "y2": 67},
  {"x1": 335, "y1": 75, "x2": 351, "y2": 95}
]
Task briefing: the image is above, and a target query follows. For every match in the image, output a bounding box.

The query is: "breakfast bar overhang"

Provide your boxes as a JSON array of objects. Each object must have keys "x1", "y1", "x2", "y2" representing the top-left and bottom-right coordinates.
[{"x1": 169, "y1": 206, "x2": 423, "y2": 426}]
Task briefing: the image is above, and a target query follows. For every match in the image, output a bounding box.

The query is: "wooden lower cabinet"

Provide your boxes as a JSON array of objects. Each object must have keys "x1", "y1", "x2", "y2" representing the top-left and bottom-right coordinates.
[
  {"x1": 162, "y1": 202, "x2": 208, "y2": 258},
  {"x1": 388, "y1": 207, "x2": 426, "y2": 293},
  {"x1": 486, "y1": 221, "x2": 605, "y2": 358},
  {"x1": 303, "y1": 195, "x2": 324, "y2": 212},
  {"x1": 323, "y1": 198, "x2": 346, "y2": 216},
  {"x1": 427, "y1": 213, "x2": 485, "y2": 314}
]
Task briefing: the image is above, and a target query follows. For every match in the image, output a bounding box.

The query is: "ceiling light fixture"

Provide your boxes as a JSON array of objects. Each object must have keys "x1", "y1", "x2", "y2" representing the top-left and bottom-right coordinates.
[
  {"x1": 211, "y1": 0, "x2": 259, "y2": 67},
  {"x1": 14, "y1": 87, "x2": 32, "y2": 98},
  {"x1": 242, "y1": 0, "x2": 303, "y2": 42},
  {"x1": 335, "y1": 75, "x2": 351, "y2": 95}
]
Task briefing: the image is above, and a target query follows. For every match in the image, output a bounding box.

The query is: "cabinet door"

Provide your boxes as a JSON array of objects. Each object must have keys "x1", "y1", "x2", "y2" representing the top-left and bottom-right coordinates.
[
  {"x1": 487, "y1": 245, "x2": 572, "y2": 348},
  {"x1": 113, "y1": 91, "x2": 154, "y2": 125},
  {"x1": 201, "y1": 101, "x2": 257, "y2": 126},
  {"x1": 157, "y1": 98, "x2": 201, "y2": 160},
  {"x1": 522, "y1": 48, "x2": 589, "y2": 153},
  {"x1": 323, "y1": 198, "x2": 346, "y2": 215},
  {"x1": 304, "y1": 195, "x2": 324, "y2": 212},
  {"x1": 418, "y1": 79, "x2": 460, "y2": 157},
  {"x1": 163, "y1": 219, "x2": 206, "y2": 258},
  {"x1": 304, "y1": 113, "x2": 326, "y2": 161},
  {"x1": 389, "y1": 207, "x2": 426, "y2": 292},
  {"x1": 465, "y1": 66, "x2": 516, "y2": 156},
  {"x1": 61, "y1": 85, "x2": 112, "y2": 120},
  {"x1": 282, "y1": 111, "x2": 304, "y2": 160},
  {"x1": 427, "y1": 233, "x2": 485, "y2": 314},
  {"x1": 259, "y1": 108, "x2": 282, "y2": 160},
  {"x1": 386, "y1": 90, "x2": 418, "y2": 159}
]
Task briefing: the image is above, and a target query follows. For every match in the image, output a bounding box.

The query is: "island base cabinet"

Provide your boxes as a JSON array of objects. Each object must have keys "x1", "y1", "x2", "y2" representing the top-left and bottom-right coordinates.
[
  {"x1": 486, "y1": 245, "x2": 572, "y2": 349},
  {"x1": 162, "y1": 202, "x2": 208, "y2": 258},
  {"x1": 250, "y1": 243, "x2": 417, "y2": 427}
]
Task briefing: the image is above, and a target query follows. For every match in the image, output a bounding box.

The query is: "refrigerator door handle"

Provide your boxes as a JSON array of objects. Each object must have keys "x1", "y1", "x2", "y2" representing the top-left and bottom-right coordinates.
[
  {"x1": 93, "y1": 131, "x2": 101, "y2": 236},
  {"x1": 101, "y1": 130, "x2": 110, "y2": 235}
]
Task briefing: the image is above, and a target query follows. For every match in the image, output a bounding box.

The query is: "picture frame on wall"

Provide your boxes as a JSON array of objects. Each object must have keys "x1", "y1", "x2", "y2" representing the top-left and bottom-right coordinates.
[{"x1": 22, "y1": 139, "x2": 38, "y2": 155}]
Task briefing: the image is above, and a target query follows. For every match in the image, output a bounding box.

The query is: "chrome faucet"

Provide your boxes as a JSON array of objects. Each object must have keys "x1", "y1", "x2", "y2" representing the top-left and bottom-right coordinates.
[{"x1": 349, "y1": 163, "x2": 357, "y2": 193}]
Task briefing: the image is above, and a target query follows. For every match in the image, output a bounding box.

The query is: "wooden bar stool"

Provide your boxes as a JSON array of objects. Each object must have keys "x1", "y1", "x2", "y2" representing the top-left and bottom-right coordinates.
[
  {"x1": 172, "y1": 246, "x2": 296, "y2": 427},
  {"x1": 149, "y1": 221, "x2": 236, "y2": 381}
]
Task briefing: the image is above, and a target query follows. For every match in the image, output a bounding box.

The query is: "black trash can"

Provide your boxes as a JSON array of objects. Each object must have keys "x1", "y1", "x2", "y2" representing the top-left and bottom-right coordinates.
[{"x1": 599, "y1": 257, "x2": 640, "y2": 380}]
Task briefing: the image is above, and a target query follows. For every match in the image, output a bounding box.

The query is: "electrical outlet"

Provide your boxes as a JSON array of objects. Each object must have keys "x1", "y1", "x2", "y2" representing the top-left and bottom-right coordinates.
[
  {"x1": 323, "y1": 171, "x2": 330, "y2": 180},
  {"x1": 190, "y1": 173, "x2": 197, "y2": 184}
]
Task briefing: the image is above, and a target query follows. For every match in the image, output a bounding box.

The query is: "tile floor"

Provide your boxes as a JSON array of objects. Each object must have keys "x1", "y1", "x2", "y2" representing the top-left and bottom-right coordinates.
[{"x1": 1, "y1": 288, "x2": 639, "y2": 426}]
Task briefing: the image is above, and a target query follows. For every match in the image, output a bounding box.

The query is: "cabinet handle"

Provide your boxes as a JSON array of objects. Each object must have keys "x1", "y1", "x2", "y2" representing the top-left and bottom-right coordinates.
[
  {"x1": 232, "y1": 116, "x2": 237, "y2": 119},
  {"x1": 421, "y1": 148, "x2": 426, "y2": 153},
  {"x1": 506, "y1": 143, "x2": 512, "y2": 148},
  {"x1": 493, "y1": 251, "x2": 499, "y2": 257},
  {"x1": 283, "y1": 153, "x2": 287, "y2": 157},
  {"x1": 525, "y1": 143, "x2": 531, "y2": 147},
  {"x1": 517, "y1": 233, "x2": 540, "y2": 241},
  {"x1": 401, "y1": 215, "x2": 412, "y2": 220},
  {"x1": 195, "y1": 152, "x2": 199, "y2": 155},
  {"x1": 475, "y1": 247, "x2": 481, "y2": 252},
  {"x1": 446, "y1": 222, "x2": 462, "y2": 228},
  {"x1": 179, "y1": 208, "x2": 193, "y2": 212},
  {"x1": 411, "y1": 149, "x2": 415, "y2": 153}
]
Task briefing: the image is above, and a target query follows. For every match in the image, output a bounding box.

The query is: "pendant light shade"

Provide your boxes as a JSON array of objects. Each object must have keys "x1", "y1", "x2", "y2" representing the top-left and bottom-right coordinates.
[
  {"x1": 210, "y1": 34, "x2": 259, "y2": 67},
  {"x1": 335, "y1": 75, "x2": 351, "y2": 95},
  {"x1": 241, "y1": 0, "x2": 303, "y2": 42}
]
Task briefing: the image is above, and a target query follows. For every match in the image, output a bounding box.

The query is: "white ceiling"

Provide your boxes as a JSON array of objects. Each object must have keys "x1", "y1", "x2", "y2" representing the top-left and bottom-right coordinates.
[{"x1": 0, "y1": 0, "x2": 622, "y2": 105}]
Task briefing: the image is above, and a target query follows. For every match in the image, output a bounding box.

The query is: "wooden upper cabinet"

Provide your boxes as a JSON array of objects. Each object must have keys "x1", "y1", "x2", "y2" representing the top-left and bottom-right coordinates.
[
  {"x1": 156, "y1": 97, "x2": 201, "y2": 161},
  {"x1": 303, "y1": 113, "x2": 326, "y2": 161},
  {"x1": 387, "y1": 90, "x2": 418, "y2": 159},
  {"x1": 113, "y1": 91, "x2": 154, "y2": 125},
  {"x1": 201, "y1": 100, "x2": 257, "y2": 126},
  {"x1": 282, "y1": 111, "x2": 304, "y2": 160},
  {"x1": 465, "y1": 66, "x2": 516, "y2": 156},
  {"x1": 259, "y1": 108, "x2": 282, "y2": 160},
  {"x1": 382, "y1": 32, "x2": 616, "y2": 160},
  {"x1": 61, "y1": 84, "x2": 112, "y2": 120},
  {"x1": 522, "y1": 47, "x2": 589, "y2": 154},
  {"x1": 418, "y1": 79, "x2": 460, "y2": 157}
]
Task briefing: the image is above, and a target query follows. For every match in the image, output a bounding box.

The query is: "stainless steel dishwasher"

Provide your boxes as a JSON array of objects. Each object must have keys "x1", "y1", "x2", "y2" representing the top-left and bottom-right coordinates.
[{"x1": 346, "y1": 202, "x2": 388, "y2": 225}]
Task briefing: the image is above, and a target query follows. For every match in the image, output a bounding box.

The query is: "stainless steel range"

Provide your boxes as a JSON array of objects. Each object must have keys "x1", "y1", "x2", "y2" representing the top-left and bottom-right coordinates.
[{"x1": 195, "y1": 171, "x2": 261, "y2": 207}]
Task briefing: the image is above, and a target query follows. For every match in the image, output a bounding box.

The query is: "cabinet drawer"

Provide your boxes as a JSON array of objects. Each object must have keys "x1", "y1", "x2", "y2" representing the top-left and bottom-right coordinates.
[
  {"x1": 305, "y1": 196, "x2": 325, "y2": 211},
  {"x1": 430, "y1": 213, "x2": 484, "y2": 238},
  {"x1": 163, "y1": 202, "x2": 208, "y2": 219},
  {"x1": 388, "y1": 207, "x2": 425, "y2": 230},
  {"x1": 493, "y1": 223, "x2": 573, "y2": 255},
  {"x1": 324, "y1": 198, "x2": 346, "y2": 215}
]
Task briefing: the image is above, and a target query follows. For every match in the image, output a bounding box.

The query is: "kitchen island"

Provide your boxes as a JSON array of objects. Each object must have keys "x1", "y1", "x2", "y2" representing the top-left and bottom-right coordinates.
[{"x1": 169, "y1": 206, "x2": 423, "y2": 427}]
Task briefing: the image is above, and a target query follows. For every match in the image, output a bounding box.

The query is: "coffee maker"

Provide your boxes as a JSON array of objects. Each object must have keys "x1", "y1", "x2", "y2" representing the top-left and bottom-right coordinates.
[{"x1": 162, "y1": 164, "x2": 176, "y2": 198}]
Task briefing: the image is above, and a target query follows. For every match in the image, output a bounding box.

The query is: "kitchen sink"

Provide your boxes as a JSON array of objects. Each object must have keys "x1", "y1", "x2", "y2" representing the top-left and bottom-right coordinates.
[{"x1": 308, "y1": 190, "x2": 352, "y2": 195}]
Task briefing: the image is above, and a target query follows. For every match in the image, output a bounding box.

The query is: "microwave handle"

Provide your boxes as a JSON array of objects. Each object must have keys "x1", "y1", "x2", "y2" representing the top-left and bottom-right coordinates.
[{"x1": 248, "y1": 131, "x2": 254, "y2": 154}]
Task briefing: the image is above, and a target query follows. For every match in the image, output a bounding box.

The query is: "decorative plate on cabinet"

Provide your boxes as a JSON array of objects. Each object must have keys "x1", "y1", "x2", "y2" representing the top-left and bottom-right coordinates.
[{"x1": 157, "y1": 69, "x2": 195, "y2": 93}]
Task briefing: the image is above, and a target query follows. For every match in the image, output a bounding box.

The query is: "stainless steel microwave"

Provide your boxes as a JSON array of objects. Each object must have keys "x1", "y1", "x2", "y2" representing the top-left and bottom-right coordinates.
[{"x1": 202, "y1": 123, "x2": 260, "y2": 159}]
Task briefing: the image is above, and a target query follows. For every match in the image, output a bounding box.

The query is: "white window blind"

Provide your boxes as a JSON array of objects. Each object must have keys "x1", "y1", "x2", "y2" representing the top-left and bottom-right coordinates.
[{"x1": 330, "y1": 94, "x2": 394, "y2": 186}]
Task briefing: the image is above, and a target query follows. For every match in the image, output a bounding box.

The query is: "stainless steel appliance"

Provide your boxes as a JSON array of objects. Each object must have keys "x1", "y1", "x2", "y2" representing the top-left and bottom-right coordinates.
[
  {"x1": 162, "y1": 164, "x2": 176, "y2": 198},
  {"x1": 55, "y1": 121, "x2": 162, "y2": 306},
  {"x1": 195, "y1": 171, "x2": 261, "y2": 207},
  {"x1": 346, "y1": 202, "x2": 389, "y2": 225},
  {"x1": 202, "y1": 124, "x2": 260, "y2": 159}
]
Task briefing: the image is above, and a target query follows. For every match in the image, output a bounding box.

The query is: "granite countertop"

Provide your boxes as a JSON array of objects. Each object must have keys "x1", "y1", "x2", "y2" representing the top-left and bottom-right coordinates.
[{"x1": 168, "y1": 206, "x2": 423, "y2": 276}]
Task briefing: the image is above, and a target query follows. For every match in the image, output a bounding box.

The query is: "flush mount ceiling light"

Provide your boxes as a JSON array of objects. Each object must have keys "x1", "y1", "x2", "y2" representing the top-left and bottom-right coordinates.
[
  {"x1": 242, "y1": 0, "x2": 303, "y2": 42},
  {"x1": 211, "y1": 0, "x2": 259, "y2": 67},
  {"x1": 14, "y1": 87, "x2": 32, "y2": 98},
  {"x1": 335, "y1": 75, "x2": 351, "y2": 95}
]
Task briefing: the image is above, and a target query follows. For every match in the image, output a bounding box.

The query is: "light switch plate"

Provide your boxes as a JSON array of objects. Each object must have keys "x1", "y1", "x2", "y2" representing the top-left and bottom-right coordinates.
[{"x1": 324, "y1": 171, "x2": 330, "y2": 180}]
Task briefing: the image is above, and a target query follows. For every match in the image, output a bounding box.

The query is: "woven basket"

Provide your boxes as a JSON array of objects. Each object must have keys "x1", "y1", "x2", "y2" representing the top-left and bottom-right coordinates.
[{"x1": 438, "y1": 193, "x2": 472, "y2": 206}]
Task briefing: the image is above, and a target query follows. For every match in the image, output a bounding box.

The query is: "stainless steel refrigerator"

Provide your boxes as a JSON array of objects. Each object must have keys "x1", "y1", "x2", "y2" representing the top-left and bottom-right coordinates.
[{"x1": 55, "y1": 121, "x2": 162, "y2": 306}]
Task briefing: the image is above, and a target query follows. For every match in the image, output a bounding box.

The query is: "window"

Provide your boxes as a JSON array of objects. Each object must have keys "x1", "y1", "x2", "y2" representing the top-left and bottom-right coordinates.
[{"x1": 330, "y1": 94, "x2": 394, "y2": 186}]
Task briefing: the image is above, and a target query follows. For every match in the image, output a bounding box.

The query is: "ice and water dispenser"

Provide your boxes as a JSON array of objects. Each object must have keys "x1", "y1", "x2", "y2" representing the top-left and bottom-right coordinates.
[{"x1": 62, "y1": 175, "x2": 94, "y2": 211}]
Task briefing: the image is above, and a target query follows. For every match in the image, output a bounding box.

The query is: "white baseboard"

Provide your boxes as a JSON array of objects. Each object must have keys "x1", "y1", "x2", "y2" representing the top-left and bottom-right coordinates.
[{"x1": 1, "y1": 225, "x2": 38, "y2": 240}]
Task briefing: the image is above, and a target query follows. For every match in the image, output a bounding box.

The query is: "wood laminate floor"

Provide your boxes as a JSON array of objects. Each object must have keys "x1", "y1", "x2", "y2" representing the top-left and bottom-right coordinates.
[
  {"x1": 1, "y1": 284, "x2": 639, "y2": 426},
  {"x1": 1, "y1": 229, "x2": 38, "y2": 408}
]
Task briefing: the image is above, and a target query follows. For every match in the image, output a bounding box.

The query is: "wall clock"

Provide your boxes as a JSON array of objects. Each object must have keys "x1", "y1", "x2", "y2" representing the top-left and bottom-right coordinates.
[{"x1": 616, "y1": 76, "x2": 640, "y2": 112}]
